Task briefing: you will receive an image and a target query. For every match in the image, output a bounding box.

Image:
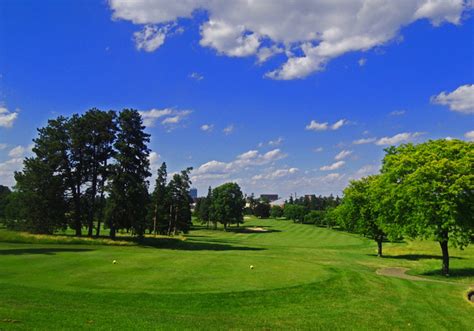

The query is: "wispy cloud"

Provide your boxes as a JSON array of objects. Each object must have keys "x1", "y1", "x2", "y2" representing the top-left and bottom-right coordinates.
[
  {"x1": 139, "y1": 108, "x2": 192, "y2": 128},
  {"x1": 306, "y1": 119, "x2": 347, "y2": 131},
  {"x1": 320, "y1": 160, "x2": 345, "y2": 171},
  {"x1": 375, "y1": 132, "x2": 423, "y2": 146},
  {"x1": 223, "y1": 124, "x2": 234, "y2": 135}
]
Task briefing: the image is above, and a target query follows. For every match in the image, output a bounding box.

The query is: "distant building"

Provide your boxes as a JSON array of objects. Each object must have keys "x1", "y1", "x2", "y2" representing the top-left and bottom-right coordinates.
[
  {"x1": 305, "y1": 194, "x2": 316, "y2": 201},
  {"x1": 260, "y1": 194, "x2": 279, "y2": 202},
  {"x1": 189, "y1": 188, "x2": 198, "y2": 201}
]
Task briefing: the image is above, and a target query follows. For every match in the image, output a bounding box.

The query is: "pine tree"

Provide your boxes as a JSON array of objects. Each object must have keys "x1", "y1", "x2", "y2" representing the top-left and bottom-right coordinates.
[
  {"x1": 150, "y1": 162, "x2": 169, "y2": 235},
  {"x1": 106, "y1": 109, "x2": 151, "y2": 238}
]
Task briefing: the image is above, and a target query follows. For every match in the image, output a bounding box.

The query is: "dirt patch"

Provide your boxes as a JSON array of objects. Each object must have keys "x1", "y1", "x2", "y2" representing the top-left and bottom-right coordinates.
[
  {"x1": 376, "y1": 267, "x2": 465, "y2": 286},
  {"x1": 376, "y1": 267, "x2": 425, "y2": 281}
]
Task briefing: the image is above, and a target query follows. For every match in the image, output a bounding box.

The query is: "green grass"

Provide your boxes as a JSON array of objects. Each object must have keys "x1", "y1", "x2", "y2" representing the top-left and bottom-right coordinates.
[{"x1": 0, "y1": 217, "x2": 473, "y2": 330}]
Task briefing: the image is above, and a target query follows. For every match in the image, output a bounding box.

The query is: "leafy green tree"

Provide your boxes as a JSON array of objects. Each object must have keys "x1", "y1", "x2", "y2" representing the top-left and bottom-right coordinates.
[
  {"x1": 283, "y1": 204, "x2": 307, "y2": 223},
  {"x1": 106, "y1": 109, "x2": 151, "y2": 238},
  {"x1": 270, "y1": 205, "x2": 284, "y2": 219},
  {"x1": 337, "y1": 175, "x2": 386, "y2": 256},
  {"x1": 381, "y1": 139, "x2": 474, "y2": 275},
  {"x1": 254, "y1": 200, "x2": 271, "y2": 218},
  {"x1": 210, "y1": 183, "x2": 245, "y2": 230},
  {"x1": 304, "y1": 210, "x2": 325, "y2": 225}
]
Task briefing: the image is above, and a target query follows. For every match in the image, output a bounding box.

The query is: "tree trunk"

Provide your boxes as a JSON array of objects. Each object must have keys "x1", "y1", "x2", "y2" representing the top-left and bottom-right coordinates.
[
  {"x1": 74, "y1": 193, "x2": 82, "y2": 237},
  {"x1": 439, "y1": 240, "x2": 450, "y2": 276},
  {"x1": 223, "y1": 223, "x2": 227, "y2": 231},
  {"x1": 110, "y1": 224, "x2": 116, "y2": 239},
  {"x1": 87, "y1": 163, "x2": 98, "y2": 237},
  {"x1": 377, "y1": 238, "x2": 383, "y2": 257}
]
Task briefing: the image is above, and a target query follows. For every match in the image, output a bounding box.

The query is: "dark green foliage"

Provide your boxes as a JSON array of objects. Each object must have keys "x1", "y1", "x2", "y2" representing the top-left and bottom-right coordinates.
[
  {"x1": 253, "y1": 200, "x2": 271, "y2": 218},
  {"x1": 167, "y1": 168, "x2": 193, "y2": 235},
  {"x1": 81, "y1": 109, "x2": 117, "y2": 237},
  {"x1": 106, "y1": 109, "x2": 151, "y2": 238},
  {"x1": 270, "y1": 205, "x2": 284, "y2": 218},
  {"x1": 149, "y1": 162, "x2": 170, "y2": 235},
  {"x1": 304, "y1": 210, "x2": 325, "y2": 225},
  {"x1": 0, "y1": 185, "x2": 11, "y2": 220},
  {"x1": 283, "y1": 204, "x2": 307, "y2": 223},
  {"x1": 14, "y1": 158, "x2": 68, "y2": 234},
  {"x1": 210, "y1": 183, "x2": 245, "y2": 230},
  {"x1": 196, "y1": 186, "x2": 212, "y2": 227}
]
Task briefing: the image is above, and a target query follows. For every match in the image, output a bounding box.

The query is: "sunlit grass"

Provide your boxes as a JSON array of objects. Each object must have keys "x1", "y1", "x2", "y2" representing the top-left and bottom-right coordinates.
[{"x1": 0, "y1": 217, "x2": 473, "y2": 330}]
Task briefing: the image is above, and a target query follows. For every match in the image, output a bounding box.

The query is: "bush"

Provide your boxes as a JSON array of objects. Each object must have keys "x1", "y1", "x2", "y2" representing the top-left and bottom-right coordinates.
[
  {"x1": 270, "y1": 205, "x2": 284, "y2": 218},
  {"x1": 303, "y1": 210, "x2": 325, "y2": 225}
]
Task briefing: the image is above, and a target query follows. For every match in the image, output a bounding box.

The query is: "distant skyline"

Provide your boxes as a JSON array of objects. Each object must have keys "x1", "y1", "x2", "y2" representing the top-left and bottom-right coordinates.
[{"x1": 0, "y1": 1, "x2": 473, "y2": 197}]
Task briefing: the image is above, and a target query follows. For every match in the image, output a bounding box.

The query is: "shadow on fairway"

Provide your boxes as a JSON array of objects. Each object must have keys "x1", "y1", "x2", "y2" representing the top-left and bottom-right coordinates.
[
  {"x1": 0, "y1": 248, "x2": 94, "y2": 255},
  {"x1": 378, "y1": 254, "x2": 464, "y2": 261},
  {"x1": 134, "y1": 237, "x2": 265, "y2": 251},
  {"x1": 421, "y1": 268, "x2": 474, "y2": 278}
]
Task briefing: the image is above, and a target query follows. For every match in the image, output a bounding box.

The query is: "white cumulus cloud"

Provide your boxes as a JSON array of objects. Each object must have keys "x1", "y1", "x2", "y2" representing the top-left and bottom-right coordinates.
[
  {"x1": 109, "y1": 0, "x2": 469, "y2": 80},
  {"x1": 431, "y1": 84, "x2": 474, "y2": 114},
  {"x1": 0, "y1": 106, "x2": 19, "y2": 128}
]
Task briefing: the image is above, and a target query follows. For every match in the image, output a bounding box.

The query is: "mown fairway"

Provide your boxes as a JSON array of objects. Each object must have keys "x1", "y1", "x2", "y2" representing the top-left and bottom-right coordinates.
[{"x1": 1, "y1": 217, "x2": 473, "y2": 330}]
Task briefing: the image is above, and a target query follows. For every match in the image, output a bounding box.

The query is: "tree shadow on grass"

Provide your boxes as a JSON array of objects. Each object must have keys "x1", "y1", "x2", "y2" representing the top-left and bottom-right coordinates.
[
  {"x1": 133, "y1": 237, "x2": 265, "y2": 251},
  {"x1": 0, "y1": 248, "x2": 94, "y2": 255},
  {"x1": 374, "y1": 254, "x2": 464, "y2": 261},
  {"x1": 421, "y1": 268, "x2": 474, "y2": 278}
]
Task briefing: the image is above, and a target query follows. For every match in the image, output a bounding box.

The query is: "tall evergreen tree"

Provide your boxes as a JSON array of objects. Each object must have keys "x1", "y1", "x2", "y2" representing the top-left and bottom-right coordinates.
[
  {"x1": 150, "y1": 162, "x2": 169, "y2": 235},
  {"x1": 106, "y1": 109, "x2": 151, "y2": 238},
  {"x1": 167, "y1": 168, "x2": 193, "y2": 235},
  {"x1": 13, "y1": 117, "x2": 70, "y2": 234},
  {"x1": 82, "y1": 109, "x2": 117, "y2": 237}
]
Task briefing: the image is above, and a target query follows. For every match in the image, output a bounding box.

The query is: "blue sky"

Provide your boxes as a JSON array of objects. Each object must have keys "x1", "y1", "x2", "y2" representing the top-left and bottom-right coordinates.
[{"x1": 0, "y1": 1, "x2": 473, "y2": 197}]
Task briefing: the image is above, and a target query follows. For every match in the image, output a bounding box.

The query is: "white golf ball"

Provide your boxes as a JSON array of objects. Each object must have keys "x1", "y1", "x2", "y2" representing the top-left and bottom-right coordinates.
[
  {"x1": 113, "y1": 260, "x2": 117, "y2": 264},
  {"x1": 250, "y1": 265, "x2": 254, "y2": 269}
]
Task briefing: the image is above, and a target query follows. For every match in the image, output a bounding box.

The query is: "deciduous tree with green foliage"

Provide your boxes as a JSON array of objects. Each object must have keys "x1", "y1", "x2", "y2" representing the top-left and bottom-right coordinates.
[
  {"x1": 270, "y1": 205, "x2": 284, "y2": 219},
  {"x1": 283, "y1": 204, "x2": 307, "y2": 223},
  {"x1": 336, "y1": 175, "x2": 386, "y2": 256},
  {"x1": 254, "y1": 200, "x2": 271, "y2": 218},
  {"x1": 380, "y1": 139, "x2": 473, "y2": 275},
  {"x1": 210, "y1": 183, "x2": 245, "y2": 230}
]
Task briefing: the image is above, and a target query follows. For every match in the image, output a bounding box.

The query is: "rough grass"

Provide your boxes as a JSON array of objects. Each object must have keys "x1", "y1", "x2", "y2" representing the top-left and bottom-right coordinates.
[{"x1": 0, "y1": 217, "x2": 473, "y2": 330}]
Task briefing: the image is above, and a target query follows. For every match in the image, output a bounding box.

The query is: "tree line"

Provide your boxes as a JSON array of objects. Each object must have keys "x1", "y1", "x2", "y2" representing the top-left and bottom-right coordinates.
[{"x1": 1, "y1": 109, "x2": 193, "y2": 238}]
